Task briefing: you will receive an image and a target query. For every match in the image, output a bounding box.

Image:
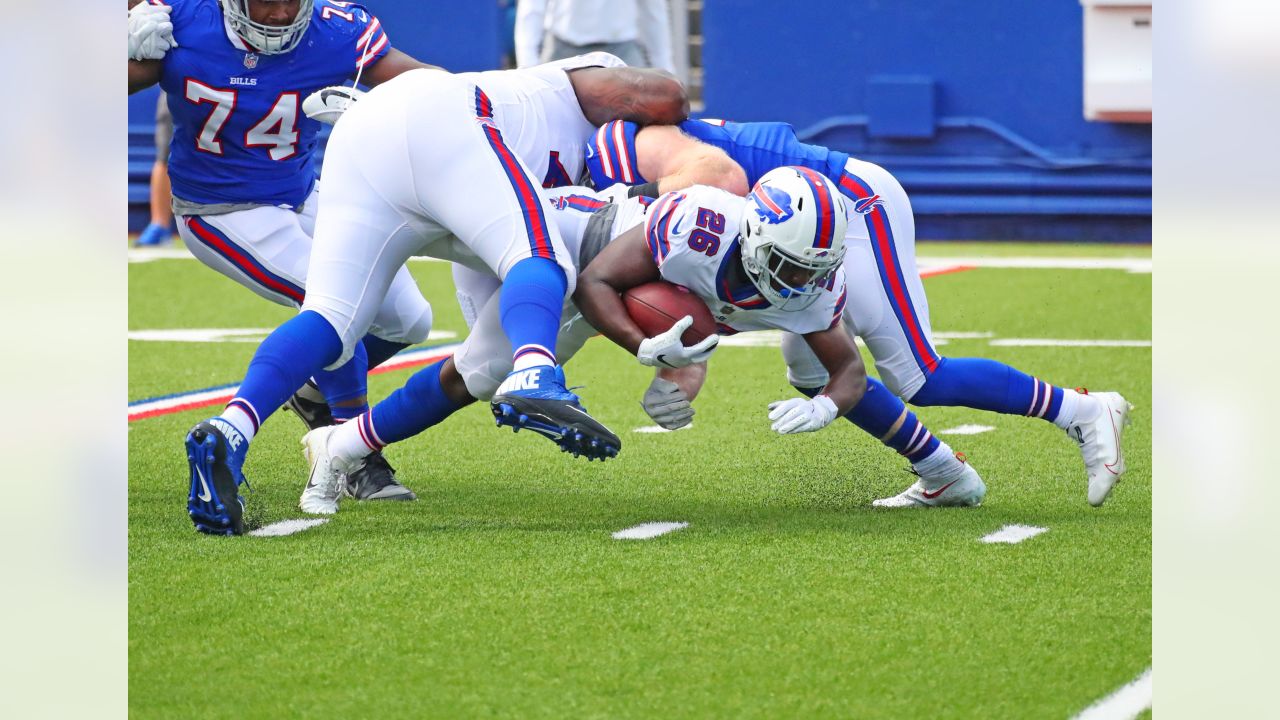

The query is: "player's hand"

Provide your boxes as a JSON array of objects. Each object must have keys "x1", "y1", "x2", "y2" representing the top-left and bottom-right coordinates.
[
  {"x1": 768, "y1": 394, "x2": 838, "y2": 435},
  {"x1": 596, "y1": 182, "x2": 632, "y2": 205},
  {"x1": 302, "y1": 86, "x2": 366, "y2": 125},
  {"x1": 129, "y1": 2, "x2": 178, "y2": 61},
  {"x1": 642, "y1": 377, "x2": 693, "y2": 429},
  {"x1": 636, "y1": 315, "x2": 719, "y2": 368}
]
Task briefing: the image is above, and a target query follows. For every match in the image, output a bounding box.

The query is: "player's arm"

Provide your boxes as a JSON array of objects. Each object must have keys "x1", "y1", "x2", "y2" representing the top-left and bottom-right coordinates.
[
  {"x1": 767, "y1": 326, "x2": 865, "y2": 435},
  {"x1": 358, "y1": 47, "x2": 444, "y2": 87},
  {"x1": 569, "y1": 67, "x2": 689, "y2": 127},
  {"x1": 574, "y1": 224, "x2": 661, "y2": 356},
  {"x1": 129, "y1": 60, "x2": 162, "y2": 94},
  {"x1": 635, "y1": 126, "x2": 748, "y2": 196}
]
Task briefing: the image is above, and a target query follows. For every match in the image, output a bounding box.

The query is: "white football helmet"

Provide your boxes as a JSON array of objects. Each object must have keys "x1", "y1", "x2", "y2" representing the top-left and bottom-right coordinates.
[
  {"x1": 739, "y1": 166, "x2": 849, "y2": 310},
  {"x1": 221, "y1": 0, "x2": 314, "y2": 55}
]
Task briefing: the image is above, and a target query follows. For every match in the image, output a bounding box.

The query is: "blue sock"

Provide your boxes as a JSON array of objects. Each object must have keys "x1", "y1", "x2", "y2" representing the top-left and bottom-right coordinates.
[
  {"x1": 499, "y1": 258, "x2": 567, "y2": 366},
  {"x1": 227, "y1": 311, "x2": 342, "y2": 436},
  {"x1": 367, "y1": 359, "x2": 463, "y2": 446},
  {"x1": 910, "y1": 356, "x2": 1065, "y2": 421},
  {"x1": 314, "y1": 341, "x2": 368, "y2": 422},
  {"x1": 799, "y1": 378, "x2": 940, "y2": 463},
  {"x1": 362, "y1": 334, "x2": 410, "y2": 369}
]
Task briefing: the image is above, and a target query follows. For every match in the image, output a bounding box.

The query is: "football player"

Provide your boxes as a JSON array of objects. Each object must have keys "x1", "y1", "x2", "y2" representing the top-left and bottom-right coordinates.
[
  {"x1": 299, "y1": 177, "x2": 981, "y2": 513},
  {"x1": 127, "y1": 0, "x2": 443, "y2": 502},
  {"x1": 182, "y1": 54, "x2": 688, "y2": 534},
  {"x1": 585, "y1": 119, "x2": 1134, "y2": 508}
]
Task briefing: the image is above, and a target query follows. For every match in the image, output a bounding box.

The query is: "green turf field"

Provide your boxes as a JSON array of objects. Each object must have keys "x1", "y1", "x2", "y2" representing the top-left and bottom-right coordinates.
[{"x1": 128, "y1": 242, "x2": 1151, "y2": 718}]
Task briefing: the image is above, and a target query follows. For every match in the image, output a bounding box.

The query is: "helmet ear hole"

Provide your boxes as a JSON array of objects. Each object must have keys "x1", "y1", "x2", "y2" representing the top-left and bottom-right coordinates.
[{"x1": 797, "y1": 197, "x2": 804, "y2": 211}]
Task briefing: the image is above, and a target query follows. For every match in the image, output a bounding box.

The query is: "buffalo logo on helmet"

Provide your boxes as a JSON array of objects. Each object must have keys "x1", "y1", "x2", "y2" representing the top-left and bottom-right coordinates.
[
  {"x1": 751, "y1": 184, "x2": 795, "y2": 224},
  {"x1": 853, "y1": 194, "x2": 884, "y2": 215}
]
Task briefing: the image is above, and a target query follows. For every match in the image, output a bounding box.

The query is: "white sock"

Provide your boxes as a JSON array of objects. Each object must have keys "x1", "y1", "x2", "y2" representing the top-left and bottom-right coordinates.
[
  {"x1": 511, "y1": 344, "x2": 556, "y2": 372},
  {"x1": 221, "y1": 404, "x2": 258, "y2": 442},
  {"x1": 911, "y1": 442, "x2": 963, "y2": 484},
  {"x1": 328, "y1": 415, "x2": 379, "y2": 465},
  {"x1": 1054, "y1": 389, "x2": 1101, "y2": 429}
]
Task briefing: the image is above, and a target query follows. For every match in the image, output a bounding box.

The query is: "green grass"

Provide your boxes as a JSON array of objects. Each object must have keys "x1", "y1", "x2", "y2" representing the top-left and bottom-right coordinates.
[{"x1": 128, "y1": 245, "x2": 1151, "y2": 718}]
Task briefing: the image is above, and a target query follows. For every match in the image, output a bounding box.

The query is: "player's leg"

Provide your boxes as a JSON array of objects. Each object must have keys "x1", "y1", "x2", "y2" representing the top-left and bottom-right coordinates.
[
  {"x1": 781, "y1": 328, "x2": 984, "y2": 508},
  {"x1": 136, "y1": 93, "x2": 174, "y2": 247},
  {"x1": 838, "y1": 158, "x2": 1132, "y2": 505},
  {"x1": 404, "y1": 83, "x2": 619, "y2": 460}
]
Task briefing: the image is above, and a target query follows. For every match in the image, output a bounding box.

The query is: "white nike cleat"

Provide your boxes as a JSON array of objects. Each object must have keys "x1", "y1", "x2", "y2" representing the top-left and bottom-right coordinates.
[
  {"x1": 1067, "y1": 391, "x2": 1134, "y2": 507},
  {"x1": 872, "y1": 455, "x2": 987, "y2": 508},
  {"x1": 300, "y1": 426, "x2": 357, "y2": 515}
]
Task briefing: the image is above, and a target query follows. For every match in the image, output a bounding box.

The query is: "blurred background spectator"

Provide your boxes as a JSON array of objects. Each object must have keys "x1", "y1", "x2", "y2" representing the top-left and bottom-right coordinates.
[
  {"x1": 515, "y1": 0, "x2": 675, "y2": 72},
  {"x1": 135, "y1": 92, "x2": 174, "y2": 247}
]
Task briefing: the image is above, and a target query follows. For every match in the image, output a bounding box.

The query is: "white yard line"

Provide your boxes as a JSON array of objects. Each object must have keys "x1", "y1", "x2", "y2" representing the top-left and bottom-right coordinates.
[
  {"x1": 917, "y1": 256, "x2": 1151, "y2": 273},
  {"x1": 989, "y1": 339, "x2": 1151, "y2": 348},
  {"x1": 128, "y1": 328, "x2": 457, "y2": 343},
  {"x1": 1072, "y1": 668, "x2": 1153, "y2": 720},
  {"x1": 612, "y1": 522, "x2": 689, "y2": 540},
  {"x1": 938, "y1": 424, "x2": 996, "y2": 435},
  {"x1": 980, "y1": 524, "x2": 1049, "y2": 544},
  {"x1": 249, "y1": 518, "x2": 330, "y2": 537},
  {"x1": 633, "y1": 424, "x2": 693, "y2": 434}
]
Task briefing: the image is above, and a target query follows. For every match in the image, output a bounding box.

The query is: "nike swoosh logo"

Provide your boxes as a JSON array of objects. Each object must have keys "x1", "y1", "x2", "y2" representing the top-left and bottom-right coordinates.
[
  {"x1": 656, "y1": 353, "x2": 675, "y2": 368},
  {"x1": 921, "y1": 479, "x2": 958, "y2": 500},
  {"x1": 195, "y1": 466, "x2": 213, "y2": 502},
  {"x1": 1103, "y1": 410, "x2": 1123, "y2": 474}
]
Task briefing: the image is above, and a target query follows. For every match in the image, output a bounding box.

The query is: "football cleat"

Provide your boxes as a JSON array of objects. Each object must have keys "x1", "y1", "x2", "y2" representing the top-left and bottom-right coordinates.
[
  {"x1": 872, "y1": 455, "x2": 986, "y2": 508},
  {"x1": 344, "y1": 451, "x2": 417, "y2": 501},
  {"x1": 283, "y1": 381, "x2": 335, "y2": 432},
  {"x1": 300, "y1": 426, "x2": 354, "y2": 515},
  {"x1": 134, "y1": 222, "x2": 174, "y2": 247},
  {"x1": 1067, "y1": 391, "x2": 1134, "y2": 507},
  {"x1": 185, "y1": 418, "x2": 249, "y2": 535},
  {"x1": 490, "y1": 365, "x2": 621, "y2": 461}
]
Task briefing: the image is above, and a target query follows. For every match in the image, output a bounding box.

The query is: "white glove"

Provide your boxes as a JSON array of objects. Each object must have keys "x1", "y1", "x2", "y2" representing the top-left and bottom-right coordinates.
[
  {"x1": 596, "y1": 182, "x2": 632, "y2": 205},
  {"x1": 642, "y1": 377, "x2": 693, "y2": 429},
  {"x1": 768, "y1": 394, "x2": 839, "y2": 435},
  {"x1": 636, "y1": 315, "x2": 719, "y2": 369},
  {"x1": 129, "y1": 2, "x2": 178, "y2": 61},
  {"x1": 302, "y1": 85, "x2": 366, "y2": 125}
]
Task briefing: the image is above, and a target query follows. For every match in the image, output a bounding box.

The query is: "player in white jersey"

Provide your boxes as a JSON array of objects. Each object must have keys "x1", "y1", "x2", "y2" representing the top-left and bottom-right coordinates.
[
  {"x1": 574, "y1": 167, "x2": 987, "y2": 497},
  {"x1": 186, "y1": 55, "x2": 687, "y2": 533}
]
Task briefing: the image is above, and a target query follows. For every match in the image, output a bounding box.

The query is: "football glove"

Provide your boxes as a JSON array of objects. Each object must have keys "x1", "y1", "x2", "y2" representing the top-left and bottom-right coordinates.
[
  {"x1": 636, "y1": 315, "x2": 719, "y2": 369},
  {"x1": 302, "y1": 86, "x2": 366, "y2": 125},
  {"x1": 129, "y1": 2, "x2": 178, "y2": 61},
  {"x1": 768, "y1": 394, "x2": 838, "y2": 435},
  {"x1": 642, "y1": 377, "x2": 693, "y2": 430}
]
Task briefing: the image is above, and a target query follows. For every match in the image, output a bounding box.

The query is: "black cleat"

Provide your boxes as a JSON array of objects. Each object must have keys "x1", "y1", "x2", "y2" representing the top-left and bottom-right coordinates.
[
  {"x1": 490, "y1": 365, "x2": 621, "y2": 461},
  {"x1": 283, "y1": 381, "x2": 335, "y2": 431},
  {"x1": 344, "y1": 451, "x2": 417, "y2": 501},
  {"x1": 185, "y1": 419, "x2": 248, "y2": 536}
]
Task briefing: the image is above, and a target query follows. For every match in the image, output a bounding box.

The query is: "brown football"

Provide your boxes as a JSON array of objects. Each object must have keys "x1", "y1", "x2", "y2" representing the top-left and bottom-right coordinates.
[{"x1": 622, "y1": 281, "x2": 717, "y2": 344}]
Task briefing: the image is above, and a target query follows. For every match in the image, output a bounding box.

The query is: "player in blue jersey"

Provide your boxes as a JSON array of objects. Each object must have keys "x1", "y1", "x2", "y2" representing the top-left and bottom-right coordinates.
[
  {"x1": 584, "y1": 119, "x2": 1135, "y2": 508},
  {"x1": 128, "y1": 0, "x2": 444, "y2": 511}
]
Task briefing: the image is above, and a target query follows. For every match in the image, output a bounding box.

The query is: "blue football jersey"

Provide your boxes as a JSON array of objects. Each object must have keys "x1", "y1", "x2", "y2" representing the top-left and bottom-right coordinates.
[
  {"x1": 158, "y1": 0, "x2": 391, "y2": 208},
  {"x1": 586, "y1": 118, "x2": 851, "y2": 190}
]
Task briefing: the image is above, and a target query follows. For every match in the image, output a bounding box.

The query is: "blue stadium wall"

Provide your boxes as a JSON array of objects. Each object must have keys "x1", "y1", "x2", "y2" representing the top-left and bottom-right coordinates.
[{"x1": 130, "y1": 0, "x2": 1150, "y2": 242}]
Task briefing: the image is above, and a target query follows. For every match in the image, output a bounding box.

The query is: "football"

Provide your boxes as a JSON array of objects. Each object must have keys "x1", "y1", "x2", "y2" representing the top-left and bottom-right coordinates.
[{"x1": 622, "y1": 281, "x2": 718, "y2": 344}]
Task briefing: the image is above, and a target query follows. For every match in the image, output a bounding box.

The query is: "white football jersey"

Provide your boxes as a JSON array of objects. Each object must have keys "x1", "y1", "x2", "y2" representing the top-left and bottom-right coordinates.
[
  {"x1": 543, "y1": 185, "x2": 650, "y2": 264},
  {"x1": 644, "y1": 186, "x2": 847, "y2": 336},
  {"x1": 460, "y1": 52, "x2": 628, "y2": 188}
]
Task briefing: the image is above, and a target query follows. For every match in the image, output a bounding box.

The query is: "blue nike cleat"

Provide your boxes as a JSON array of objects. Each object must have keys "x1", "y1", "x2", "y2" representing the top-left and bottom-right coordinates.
[
  {"x1": 491, "y1": 365, "x2": 621, "y2": 461},
  {"x1": 134, "y1": 222, "x2": 174, "y2": 247},
  {"x1": 185, "y1": 418, "x2": 249, "y2": 535}
]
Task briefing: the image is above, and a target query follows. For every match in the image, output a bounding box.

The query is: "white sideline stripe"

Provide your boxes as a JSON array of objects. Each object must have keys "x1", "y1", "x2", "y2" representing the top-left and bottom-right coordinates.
[
  {"x1": 917, "y1": 256, "x2": 1151, "y2": 273},
  {"x1": 939, "y1": 424, "x2": 996, "y2": 435},
  {"x1": 129, "y1": 247, "x2": 446, "y2": 263},
  {"x1": 128, "y1": 327, "x2": 457, "y2": 343},
  {"x1": 612, "y1": 522, "x2": 688, "y2": 540},
  {"x1": 933, "y1": 331, "x2": 995, "y2": 339},
  {"x1": 131, "y1": 248, "x2": 1149, "y2": 272},
  {"x1": 1073, "y1": 668, "x2": 1152, "y2": 720},
  {"x1": 980, "y1": 524, "x2": 1049, "y2": 544},
  {"x1": 249, "y1": 518, "x2": 330, "y2": 537},
  {"x1": 633, "y1": 423, "x2": 693, "y2": 433},
  {"x1": 989, "y1": 338, "x2": 1152, "y2": 348}
]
